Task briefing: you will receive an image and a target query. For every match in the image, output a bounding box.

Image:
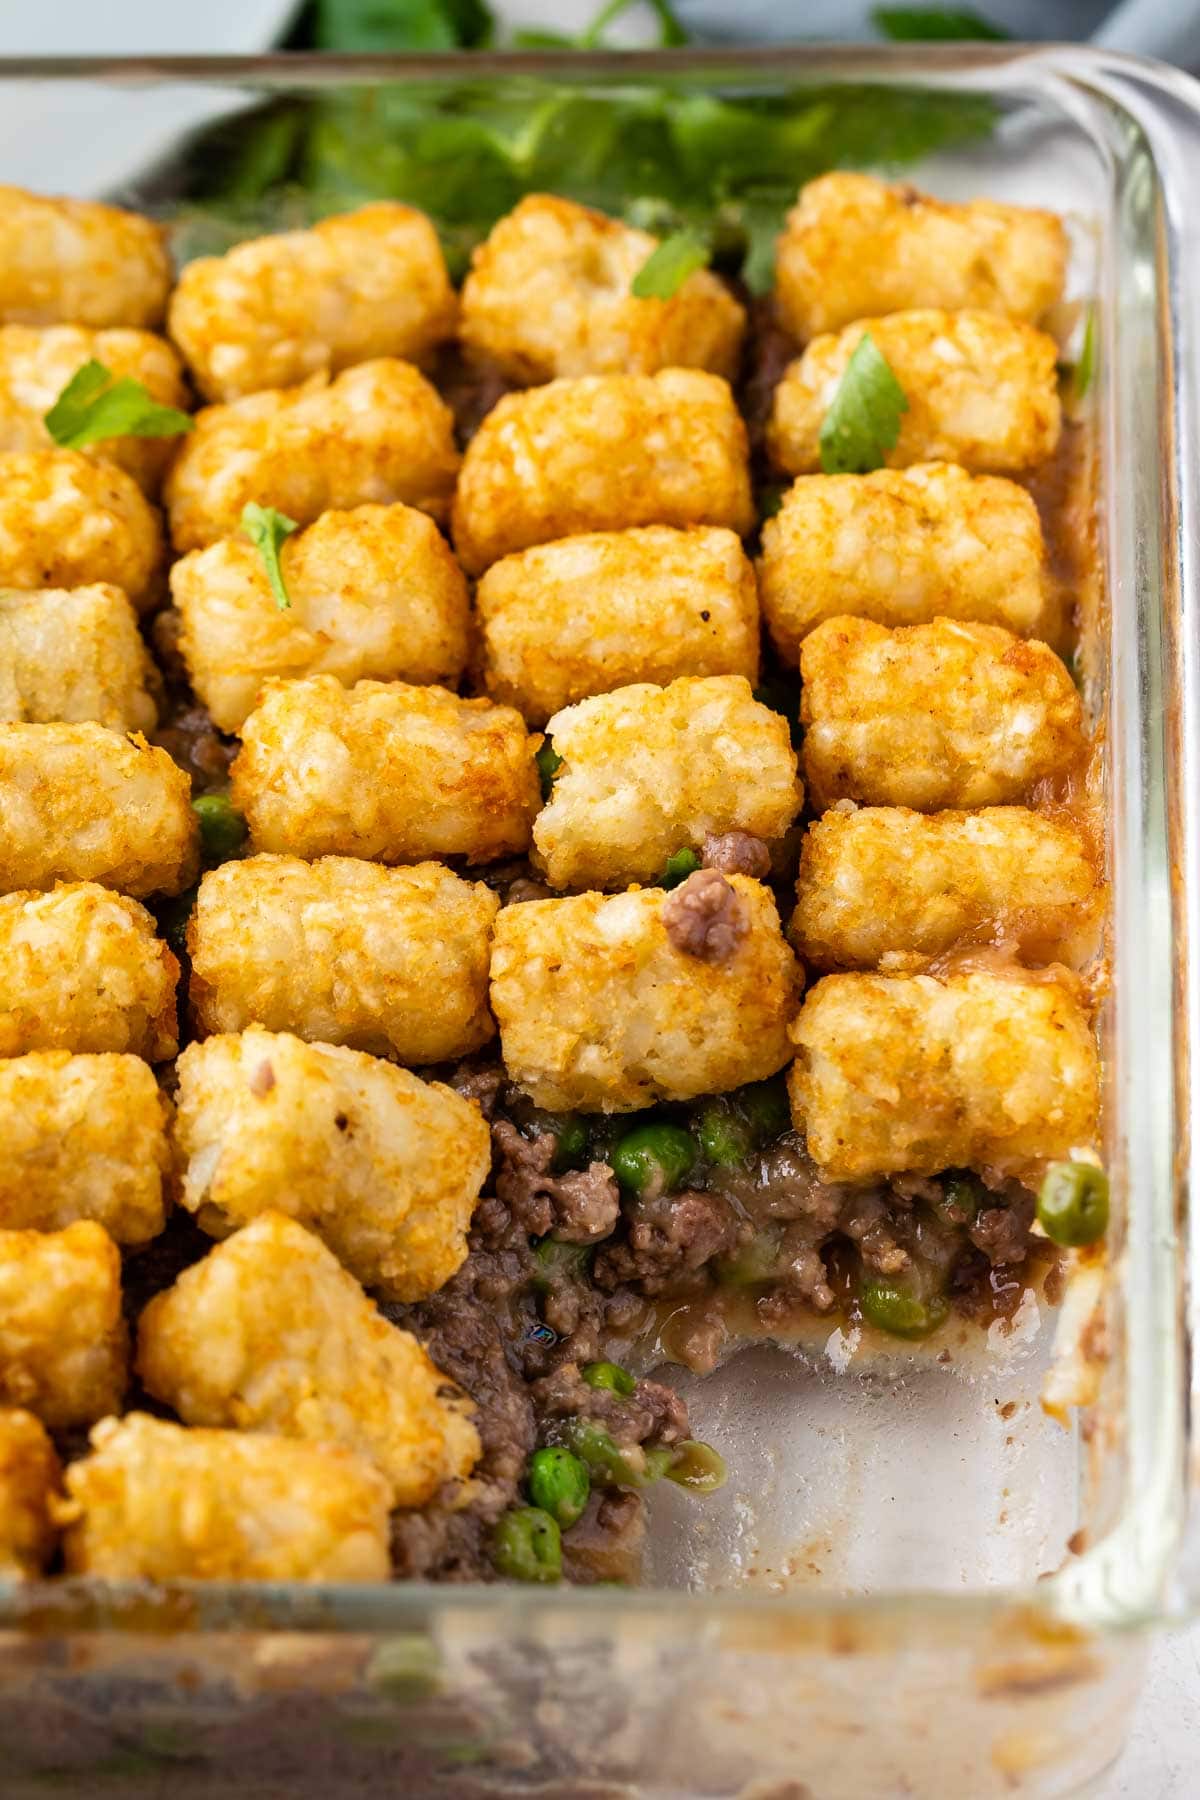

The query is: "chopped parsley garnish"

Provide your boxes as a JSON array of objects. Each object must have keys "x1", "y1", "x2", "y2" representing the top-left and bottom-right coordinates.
[
  {"x1": 535, "y1": 742, "x2": 563, "y2": 800},
  {"x1": 661, "y1": 848, "x2": 701, "y2": 888},
  {"x1": 44, "y1": 360, "x2": 193, "y2": 450},
  {"x1": 241, "y1": 502, "x2": 299, "y2": 610},
  {"x1": 818, "y1": 333, "x2": 909, "y2": 475},
  {"x1": 631, "y1": 228, "x2": 712, "y2": 300}
]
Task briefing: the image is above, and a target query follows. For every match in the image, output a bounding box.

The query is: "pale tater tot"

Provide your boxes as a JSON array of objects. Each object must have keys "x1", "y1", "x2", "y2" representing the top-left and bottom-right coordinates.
[
  {"x1": 165, "y1": 360, "x2": 460, "y2": 552},
  {"x1": 758, "y1": 464, "x2": 1056, "y2": 662},
  {"x1": 800, "y1": 617, "x2": 1086, "y2": 811},
  {"x1": 0, "y1": 1408, "x2": 62, "y2": 1576},
  {"x1": 231, "y1": 676, "x2": 538, "y2": 866},
  {"x1": 137, "y1": 1212, "x2": 481, "y2": 1508},
  {"x1": 0, "y1": 723, "x2": 198, "y2": 896},
  {"x1": 169, "y1": 203, "x2": 457, "y2": 403},
  {"x1": 61, "y1": 1414, "x2": 391, "y2": 1583},
  {"x1": 0, "y1": 1051, "x2": 170, "y2": 1241},
  {"x1": 0, "y1": 186, "x2": 170, "y2": 328},
  {"x1": 775, "y1": 173, "x2": 1067, "y2": 341},
  {"x1": 788, "y1": 969, "x2": 1099, "y2": 1180},
  {"x1": 534, "y1": 676, "x2": 802, "y2": 890},
  {"x1": 0, "y1": 1221, "x2": 127, "y2": 1428},
  {"x1": 476, "y1": 525, "x2": 760, "y2": 726},
  {"x1": 172, "y1": 503, "x2": 471, "y2": 733},
  {"x1": 0, "y1": 884, "x2": 178, "y2": 1060},
  {"x1": 0, "y1": 450, "x2": 163, "y2": 611},
  {"x1": 793, "y1": 807, "x2": 1104, "y2": 971},
  {"x1": 452, "y1": 370, "x2": 754, "y2": 575},
  {"x1": 173, "y1": 1028, "x2": 491, "y2": 1301},
  {"x1": 0, "y1": 325, "x2": 188, "y2": 493},
  {"x1": 490, "y1": 879, "x2": 802, "y2": 1112},
  {"x1": 767, "y1": 310, "x2": 1061, "y2": 477},
  {"x1": 0, "y1": 585, "x2": 158, "y2": 731},
  {"x1": 459, "y1": 194, "x2": 745, "y2": 384},
  {"x1": 188, "y1": 855, "x2": 497, "y2": 1063}
]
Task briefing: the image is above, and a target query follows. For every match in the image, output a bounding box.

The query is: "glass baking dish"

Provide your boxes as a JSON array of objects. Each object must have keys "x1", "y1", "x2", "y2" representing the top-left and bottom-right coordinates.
[{"x1": 1, "y1": 42, "x2": 1198, "y2": 1798}]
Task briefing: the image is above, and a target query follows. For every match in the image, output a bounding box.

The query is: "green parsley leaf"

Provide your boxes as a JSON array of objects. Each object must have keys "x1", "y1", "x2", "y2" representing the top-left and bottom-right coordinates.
[
  {"x1": 44, "y1": 360, "x2": 194, "y2": 451},
  {"x1": 872, "y1": 5, "x2": 1008, "y2": 37},
  {"x1": 818, "y1": 334, "x2": 909, "y2": 475},
  {"x1": 631, "y1": 229, "x2": 711, "y2": 300},
  {"x1": 535, "y1": 742, "x2": 563, "y2": 801},
  {"x1": 661, "y1": 848, "x2": 701, "y2": 889},
  {"x1": 581, "y1": 0, "x2": 687, "y2": 47},
  {"x1": 241, "y1": 503, "x2": 299, "y2": 610}
]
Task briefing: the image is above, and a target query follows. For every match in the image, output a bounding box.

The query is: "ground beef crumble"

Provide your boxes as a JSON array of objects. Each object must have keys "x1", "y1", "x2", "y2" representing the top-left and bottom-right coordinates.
[
  {"x1": 491, "y1": 1120, "x2": 620, "y2": 1244},
  {"x1": 701, "y1": 830, "x2": 772, "y2": 878},
  {"x1": 662, "y1": 867, "x2": 750, "y2": 962}
]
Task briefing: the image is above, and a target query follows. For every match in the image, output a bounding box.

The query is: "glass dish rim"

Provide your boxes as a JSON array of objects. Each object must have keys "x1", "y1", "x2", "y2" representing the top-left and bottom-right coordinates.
[{"x1": 0, "y1": 41, "x2": 1194, "y2": 1640}]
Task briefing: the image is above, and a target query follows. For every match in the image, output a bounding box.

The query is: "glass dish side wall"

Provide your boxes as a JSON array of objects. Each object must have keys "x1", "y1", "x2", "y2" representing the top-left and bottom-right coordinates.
[{"x1": 0, "y1": 48, "x2": 1190, "y2": 1800}]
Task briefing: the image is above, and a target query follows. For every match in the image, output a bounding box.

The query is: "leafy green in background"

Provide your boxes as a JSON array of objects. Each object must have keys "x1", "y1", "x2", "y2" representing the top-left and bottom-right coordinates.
[
  {"x1": 872, "y1": 5, "x2": 1009, "y2": 37},
  {"x1": 175, "y1": 0, "x2": 999, "y2": 296}
]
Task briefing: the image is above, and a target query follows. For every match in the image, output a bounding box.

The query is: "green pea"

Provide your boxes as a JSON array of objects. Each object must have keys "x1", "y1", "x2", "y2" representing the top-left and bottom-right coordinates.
[
  {"x1": 156, "y1": 885, "x2": 197, "y2": 959},
  {"x1": 860, "y1": 1277, "x2": 948, "y2": 1340},
  {"x1": 660, "y1": 847, "x2": 700, "y2": 888},
  {"x1": 1037, "y1": 1161, "x2": 1109, "y2": 1247},
  {"x1": 193, "y1": 792, "x2": 247, "y2": 865},
  {"x1": 940, "y1": 1172, "x2": 981, "y2": 1223},
  {"x1": 535, "y1": 742, "x2": 562, "y2": 800},
  {"x1": 530, "y1": 1238, "x2": 592, "y2": 1292},
  {"x1": 696, "y1": 1098, "x2": 752, "y2": 1168},
  {"x1": 665, "y1": 1440, "x2": 727, "y2": 1495},
  {"x1": 551, "y1": 1114, "x2": 589, "y2": 1172},
  {"x1": 490, "y1": 1506, "x2": 562, "y2": 1583},
  {"x1": 718, "y1": 1230, "x2": 781, "y2": 1288},
  {"x1": 365, "y1": 1633, "x2": 442, "y2": 1701},
  {"x1": 560, "y1": 1420, "x2": 667, "y2": 1490},
  {"x1": 611, "y1": 1121, "x2": 697, "y2": 1198},
  {"x1": 582, "y1": 1360, "x2": 635, "y2": 1397},
  {"x1": 527, "y1": 1446, "x2": 590, "y2": 1528},
  {"x1": 738, "y1": 1075, "x2": 791, "y2": 1145}
]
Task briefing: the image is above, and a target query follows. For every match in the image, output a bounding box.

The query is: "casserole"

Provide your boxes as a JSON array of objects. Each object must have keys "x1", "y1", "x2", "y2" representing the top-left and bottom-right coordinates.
[{"x1": 0, "y1": 44, "x2": 1197, "y2": 1798}]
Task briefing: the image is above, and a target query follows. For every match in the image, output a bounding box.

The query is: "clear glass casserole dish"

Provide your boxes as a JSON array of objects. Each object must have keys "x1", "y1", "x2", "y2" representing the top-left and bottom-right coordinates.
[{"x1": 0, "y1": 42, "x2": 1198, "y2": 1798}]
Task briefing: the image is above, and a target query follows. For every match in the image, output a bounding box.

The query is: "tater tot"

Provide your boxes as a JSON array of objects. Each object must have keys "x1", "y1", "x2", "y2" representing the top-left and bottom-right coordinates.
[
  {"x1": 173, "y1": 1028, "x2": 490, "y2": 1301},
  {"x1": 788, "y1": 969, "x2": 1099, "y2": 1180},
  {"x1": 61, "y1": 1414, "x2": 391, "y2": 1583},
  {"x1": 459, "y1": 194, "x2": 745, "y2": 383},
  {"x1": 0, "y1": 884, "x2": 178, "y2": 1060},
  {"x1": 0, "y1": 1050, "x2": 170, "y2": 1242},
  {"x1": 490, "y1": 879, "x2": 802, "y2": 1112},
  {"x1": 0, "y1": 325, "x2": 188, "y2": 493},
  {"x1": 758, "y1": 463, "x2": 1056, "y2": 661},
  {"x1": 169, "y1": 202, "x2": 457, "y2": 402},
  {"x1": 800, "y1": 617, "x2": 1085, "y2": 811},
  {"x1": 0, "y1": 584, "x2": 158, "y2": 731},
  {"x1": 188, "y1": 855, "x2": 497, "y2": 1063},
  {"x1": 164, "y1": 360, "x2": 460, "y2": 552},
  {"x1": 0, "y1": 723, "x2": 198, "y2": 896},
  {"x1": 231, "y1": 676, "x2": 538, "y2": 866},
  {"x1": 534, "y1": 676, "x2": 802, "y2": 890},
  {"x1": 793, "y1": 807, "x2": 1104, "y2": 971},
  {"x1": 767, "y1": 310, "x2": 1061, "y2": 477},
  {"x1": 775, "y1": 173, "x2": 1067, "y2": 341},
  {"x1": 172, "y1": 503, "x2": 471, "y2": 733},
  {"x1": 452, "y1": 370, "x2": 754, "y2": 575},
  {"x1": 137, "y1": 1212, "x2": 481, "y2": 1508},
  {"x1": 0, "y1": 1408, "x2": 62, "y2": 1576},
  {"x1": 476, "y1": 525, "x2": 760, "y2": 726},
  {"x1": 0, "y1": 1221, "x2": 127, "y2": 1428},
  {"x1": 0, "y1": 186, "x2": 170, "y2": 329},
  {"x1": 0, "y1": 450, "x2": 163, "y2": 611}
]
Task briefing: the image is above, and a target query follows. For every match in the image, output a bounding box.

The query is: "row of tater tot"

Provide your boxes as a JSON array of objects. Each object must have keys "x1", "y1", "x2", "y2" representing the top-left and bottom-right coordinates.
[{"x1": 0, "y1": 170, "x2": 1094, "y2": 1580}]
